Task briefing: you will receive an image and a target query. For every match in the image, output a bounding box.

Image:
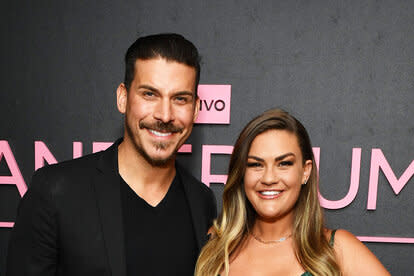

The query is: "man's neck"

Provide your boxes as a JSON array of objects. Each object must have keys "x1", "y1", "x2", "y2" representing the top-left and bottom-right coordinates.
[{"x1": 117, "y1": 140, "x2": 176, "y2": 207}]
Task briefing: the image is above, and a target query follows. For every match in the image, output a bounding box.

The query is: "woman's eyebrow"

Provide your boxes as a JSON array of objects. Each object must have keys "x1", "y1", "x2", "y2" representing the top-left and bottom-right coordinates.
[
  {"x1": 247, "y1": 152, "x2": 295, "y2": 162},
  {"x1": 274, "y1": 152, "x2": 295, "y2": 161}
]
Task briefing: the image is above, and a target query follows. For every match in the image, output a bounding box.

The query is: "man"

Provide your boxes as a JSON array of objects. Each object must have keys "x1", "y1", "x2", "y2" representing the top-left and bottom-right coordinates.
[{"x1": 7, "y1": 33, "x2": 217, "y2": 276}]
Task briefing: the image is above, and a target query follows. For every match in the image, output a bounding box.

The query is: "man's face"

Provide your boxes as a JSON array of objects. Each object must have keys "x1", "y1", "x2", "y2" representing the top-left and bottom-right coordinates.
[{"x1": 117, "y1": 57, "x2": 199, "y2": 166}]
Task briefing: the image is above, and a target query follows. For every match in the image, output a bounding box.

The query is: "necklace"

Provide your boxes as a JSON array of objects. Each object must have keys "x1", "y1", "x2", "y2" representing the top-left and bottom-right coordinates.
[{"x1": 251, "y1": 232, "x2": 292, "y2": 245}]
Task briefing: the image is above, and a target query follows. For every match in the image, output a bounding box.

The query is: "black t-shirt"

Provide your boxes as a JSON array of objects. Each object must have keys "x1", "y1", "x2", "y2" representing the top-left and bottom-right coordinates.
[{"x1": 120, "y1": 174, "x2": 198, "y2": 276}]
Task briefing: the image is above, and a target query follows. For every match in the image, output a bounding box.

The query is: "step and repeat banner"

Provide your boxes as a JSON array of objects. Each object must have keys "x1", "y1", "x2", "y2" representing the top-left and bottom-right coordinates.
[{"x1": 1, "y1": 1, "x2": 413, "y2": 274}]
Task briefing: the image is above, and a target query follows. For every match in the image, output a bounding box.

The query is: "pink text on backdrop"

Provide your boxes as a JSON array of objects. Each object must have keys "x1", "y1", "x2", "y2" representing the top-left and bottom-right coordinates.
[
  {"x1": 195, "y1": 85, "x2": 231, "y2": 124},
  {"x1": 0, "y1": 140, "x2": 192, "y2": 228},
  {"x1": 201, "y1": 145, "x2": 234, "y2": 186},
  {"x1": 317, "y1": 148, "x2": 362, "y2": 209},
  {"x1": 202, "y1": 145, "x2": 414, "y2": 210},
  {"x1": 367, "y1": 149, "x2": 414, "y2": 210},
  {"x1": 0, "y1": 141, "x2": 27, "y2": 197},
  {"x1": 36, "y1": 141, "x2": 192, "y2": 171},
  {"x1": 1, "y1": 141, "x2": 414, "y2": 235},
  {"x1": 201, "y1": 146, "x2": 414, "y2": 243}
]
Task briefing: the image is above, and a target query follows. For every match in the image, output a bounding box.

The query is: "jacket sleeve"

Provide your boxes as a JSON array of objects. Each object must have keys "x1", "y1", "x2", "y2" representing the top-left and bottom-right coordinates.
[{"x1": 6, "y1": 169, "x2": 58, "y2": 276}]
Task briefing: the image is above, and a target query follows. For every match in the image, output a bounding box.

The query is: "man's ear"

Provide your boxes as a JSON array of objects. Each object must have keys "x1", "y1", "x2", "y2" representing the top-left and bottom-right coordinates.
[
  {"x1": 193, "y1": 97, "x2": 200, "y2": 122},
  {"x1": 117, "y1": 83, "x2": 127, "y2": 114}
]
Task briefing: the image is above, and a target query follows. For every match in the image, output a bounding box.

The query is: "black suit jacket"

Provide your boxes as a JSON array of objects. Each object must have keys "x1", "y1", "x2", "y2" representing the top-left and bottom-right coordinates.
[{"x1": 6, "y1": 139, "x2": 217, "y2": 276}]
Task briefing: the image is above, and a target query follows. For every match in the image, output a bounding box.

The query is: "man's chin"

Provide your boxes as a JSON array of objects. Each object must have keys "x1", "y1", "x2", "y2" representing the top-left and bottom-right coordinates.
[
  {"x1": 138, "y1": 147, "x2": 176, "y2": 167},
  {"x1": 145, "y1": 155, "x2": 175, "y2": 167}
]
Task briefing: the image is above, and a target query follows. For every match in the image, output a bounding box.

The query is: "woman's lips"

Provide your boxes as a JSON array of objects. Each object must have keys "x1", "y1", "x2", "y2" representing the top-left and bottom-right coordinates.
[{"x1": 257, "y1": 190, "x2": 283, "y2": 199}]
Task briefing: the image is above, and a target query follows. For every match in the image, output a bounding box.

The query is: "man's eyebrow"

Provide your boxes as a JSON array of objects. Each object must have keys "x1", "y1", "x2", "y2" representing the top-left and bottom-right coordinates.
[
  {"x1": 247, "y1": 153, "x2": 295, "y2": 162},
  {"x1": 138, "y1": 85, "x2": 158, "y2": 92},
  {"x1": 137, "y1": 85, "x2": 194, "y2": 97},
  {"x1": 174, "y1": 91, "x2": 194, "y2": 97}
]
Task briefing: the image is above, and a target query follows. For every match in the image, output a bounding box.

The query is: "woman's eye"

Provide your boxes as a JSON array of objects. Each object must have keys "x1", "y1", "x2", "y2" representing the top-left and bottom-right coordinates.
[
  {"x1": 247, "y1": 162, "x2": 262, "y2": 168},
  {"x1": 279, "y1": 161, "x2": 293, "y2": 167}
]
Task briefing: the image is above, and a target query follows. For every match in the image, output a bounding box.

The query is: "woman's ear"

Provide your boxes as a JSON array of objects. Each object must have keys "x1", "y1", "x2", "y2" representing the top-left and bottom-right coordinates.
[{"x1": 302, "y1": 160, "x2": 312, "y2": 185}]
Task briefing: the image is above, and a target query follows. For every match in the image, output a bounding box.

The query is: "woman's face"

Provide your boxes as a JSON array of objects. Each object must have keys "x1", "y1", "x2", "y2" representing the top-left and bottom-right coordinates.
[{"x1": 243, "y1": 129, "x2": 312, "y2": 222}]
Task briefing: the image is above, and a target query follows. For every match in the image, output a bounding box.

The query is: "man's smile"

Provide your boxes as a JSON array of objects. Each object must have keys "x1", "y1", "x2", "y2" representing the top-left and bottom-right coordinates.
[{"x1": 148, "y1": 129, "x2": 173, "y2": 137}]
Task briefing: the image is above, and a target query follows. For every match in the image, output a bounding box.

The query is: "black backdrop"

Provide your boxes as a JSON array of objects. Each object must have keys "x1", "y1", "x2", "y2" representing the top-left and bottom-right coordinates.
[{"x1": 1, "y1": 1, "x2": 414, "y2": 274}]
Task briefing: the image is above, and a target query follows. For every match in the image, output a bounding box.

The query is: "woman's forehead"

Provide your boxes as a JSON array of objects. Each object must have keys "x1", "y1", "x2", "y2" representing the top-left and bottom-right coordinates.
[{"x1": 248, "y1": 130, "x2": 302, "y2": 158}]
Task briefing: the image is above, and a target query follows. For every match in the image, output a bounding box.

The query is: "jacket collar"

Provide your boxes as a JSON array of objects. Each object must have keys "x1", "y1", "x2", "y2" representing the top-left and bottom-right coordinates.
[
  {"x1": 93, "y1": 138, "x2": 209, "y2": 272},
  {"x1": 93, "y1": 138, "x2": 126, "y2": 276},
  {"x1": 176, "y1": 163, "x2": 211, "y2": 251}
]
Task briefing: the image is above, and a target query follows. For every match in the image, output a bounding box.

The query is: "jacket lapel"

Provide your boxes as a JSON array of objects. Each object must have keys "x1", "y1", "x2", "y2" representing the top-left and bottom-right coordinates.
[
  {"x1": 177, "y1": 164, "x2": 210, "y2": 251},
  {"x1": 93, "y1": 139, "x2": 126, "y2": 276}
]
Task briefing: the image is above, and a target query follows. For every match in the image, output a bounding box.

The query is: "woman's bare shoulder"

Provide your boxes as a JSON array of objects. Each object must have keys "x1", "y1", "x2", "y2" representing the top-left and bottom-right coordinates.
[{"x1": 330, "y1": 229, "x2": 390, "y2": 276}]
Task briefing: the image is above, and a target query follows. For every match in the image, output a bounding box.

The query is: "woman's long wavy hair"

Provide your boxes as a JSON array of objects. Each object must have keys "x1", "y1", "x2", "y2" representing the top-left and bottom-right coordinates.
[{"x1": 195, "y1": 109, "x2": 340, "y2": 276}]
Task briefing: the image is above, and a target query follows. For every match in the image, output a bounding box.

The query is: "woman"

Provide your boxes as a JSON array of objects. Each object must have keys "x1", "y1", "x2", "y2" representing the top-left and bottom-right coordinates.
[{"x1": 195, "y1": 109, "x2": 389, "y2": 276}]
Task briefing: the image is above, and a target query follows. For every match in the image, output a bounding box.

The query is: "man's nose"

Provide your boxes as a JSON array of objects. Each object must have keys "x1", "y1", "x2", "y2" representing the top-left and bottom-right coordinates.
[{"x1": 154, "y1": 98, "x2": 174, "y2": 123}]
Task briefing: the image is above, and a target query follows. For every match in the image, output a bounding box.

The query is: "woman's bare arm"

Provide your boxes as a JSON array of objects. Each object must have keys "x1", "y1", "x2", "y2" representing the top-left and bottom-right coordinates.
[{"x1": 334, "y1": 229, "x2": 390, "y2": 276}]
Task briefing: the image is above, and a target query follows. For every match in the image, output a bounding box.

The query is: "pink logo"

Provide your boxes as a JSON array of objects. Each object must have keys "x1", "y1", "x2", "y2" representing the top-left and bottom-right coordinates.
[{"x1": 195, "y1": 85, "x2": 231, "y2": 124}]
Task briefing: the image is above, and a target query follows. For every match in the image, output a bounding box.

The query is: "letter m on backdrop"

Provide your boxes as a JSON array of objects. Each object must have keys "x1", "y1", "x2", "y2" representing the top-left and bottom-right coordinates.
[{"x1": 367, "y1": 149, "x2": 414, "y2": 209}]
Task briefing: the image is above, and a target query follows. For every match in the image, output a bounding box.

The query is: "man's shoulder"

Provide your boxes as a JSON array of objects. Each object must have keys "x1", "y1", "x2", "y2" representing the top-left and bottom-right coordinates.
[
  {"x1": 176, "y1": 163, "x2": 201, "y2": 184},
  {"x1": 176, "y1": 162, "x2": 217, "y2": 219},
  {"x1": 36, "y1": 149, "x2": 107, "y2": 177},
  {"x1": 30, "y1": 146, "x2": 115, "y2": 195},
  {"x1": 176, "y1": 163, "x2": 212, "y2": 195}
]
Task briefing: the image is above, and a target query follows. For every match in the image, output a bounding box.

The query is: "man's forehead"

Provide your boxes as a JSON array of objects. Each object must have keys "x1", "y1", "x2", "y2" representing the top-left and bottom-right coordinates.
[{"x1": 132, "y1": 58, "x2": 197, "y2": 93}]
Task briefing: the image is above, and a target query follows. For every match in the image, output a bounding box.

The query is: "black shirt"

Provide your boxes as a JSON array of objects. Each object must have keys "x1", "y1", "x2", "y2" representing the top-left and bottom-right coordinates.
[{"x1": 120, "y1": 173, "x2": 198, "y2": 276}]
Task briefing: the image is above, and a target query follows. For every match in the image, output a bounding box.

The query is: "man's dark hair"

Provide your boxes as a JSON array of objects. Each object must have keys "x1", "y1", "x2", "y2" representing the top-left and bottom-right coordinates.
[{"x1": 123, "y1": 33, "x2": 201, "y2": 94}]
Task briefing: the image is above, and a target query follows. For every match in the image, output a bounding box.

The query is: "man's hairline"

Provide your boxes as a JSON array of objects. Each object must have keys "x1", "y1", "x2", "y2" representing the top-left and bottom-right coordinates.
[{"x1": 126, "y1": 57, "x2": 200, "y2": 99}]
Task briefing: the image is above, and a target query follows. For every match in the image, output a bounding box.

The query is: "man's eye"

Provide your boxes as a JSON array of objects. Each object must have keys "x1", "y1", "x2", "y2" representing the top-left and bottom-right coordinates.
[
  {"x1": 143, "y1": 91, "x2": 155, "y2": 97},
  {"x1": 175, "y1": 96, "x2": 190, "y2": 103}
]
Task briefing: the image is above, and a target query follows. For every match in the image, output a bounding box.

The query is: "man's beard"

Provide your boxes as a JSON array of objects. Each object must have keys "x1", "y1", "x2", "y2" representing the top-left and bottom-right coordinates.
[
  {"x1": 136, "y1": 141, "x2": 176, "y2": 167},
  {"x1": 126, "y1": 120, "x2": 183, "y2": 167}
]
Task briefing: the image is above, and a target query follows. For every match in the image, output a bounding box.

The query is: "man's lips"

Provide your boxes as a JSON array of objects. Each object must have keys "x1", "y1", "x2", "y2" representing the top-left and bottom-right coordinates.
[
  {"x1": 139, "y1": 120, "x2": 183, "y2": 139},
  {"x1": 139, "y1": 121, "x2": 183, "y2": 134},
  {"x1": 148, "y1": 129, "x2": 172, "y2": 137},
  {"x1": 146, "y1": 128, "x2": 177, "y2": 140}
]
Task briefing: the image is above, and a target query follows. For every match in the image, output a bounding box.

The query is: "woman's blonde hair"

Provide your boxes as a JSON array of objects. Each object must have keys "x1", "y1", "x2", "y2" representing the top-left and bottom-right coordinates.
[{"x1": 195, "y1": 109, "x2": 340, "y2": 276}]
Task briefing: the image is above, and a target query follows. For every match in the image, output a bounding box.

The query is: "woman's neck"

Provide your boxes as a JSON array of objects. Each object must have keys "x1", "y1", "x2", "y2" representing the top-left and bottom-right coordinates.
[{"x1": 252, "y1": 213, "x2": 294, "y2": 241}]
